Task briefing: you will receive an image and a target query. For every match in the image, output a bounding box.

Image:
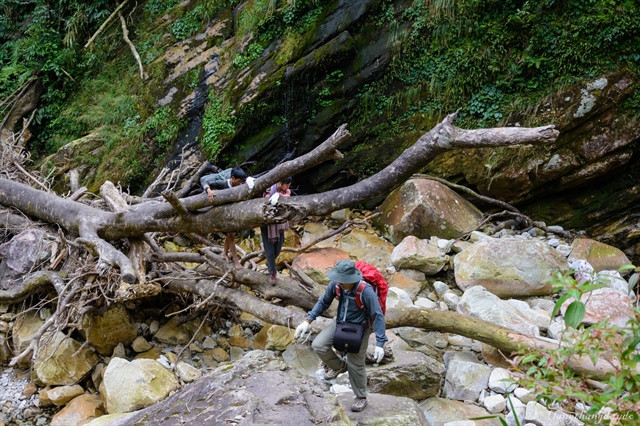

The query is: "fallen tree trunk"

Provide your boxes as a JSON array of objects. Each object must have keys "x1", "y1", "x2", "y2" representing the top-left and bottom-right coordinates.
[
  {"x1": 163, "y1": 276, "x2": 620, "y2": 380},
  {"x1": 0, "y1": 115, "x2": 557, "y2": 281}
]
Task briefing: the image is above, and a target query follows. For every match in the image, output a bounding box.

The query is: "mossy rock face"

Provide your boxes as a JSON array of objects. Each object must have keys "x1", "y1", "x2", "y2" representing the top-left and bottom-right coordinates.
[{"x1": 426, "y1": 73, "x2": 639, "y2": 205}]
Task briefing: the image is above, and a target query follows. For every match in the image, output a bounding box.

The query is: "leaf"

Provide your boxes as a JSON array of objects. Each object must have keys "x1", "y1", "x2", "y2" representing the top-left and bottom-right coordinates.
[
  {"x1": 617, "y1": 264, "x2": 636, "y2": 272},
  {"x1": 567, "y1": 289, "x2": 582, "y2": 302},
  {"x1": 551, "y1": 293, "x2": 571, "y2": 318},
  {"x1": 564, "y1": 301, "x2": 586, "y2": 328},
  {"x1": 622, "y1": 336, "x2": 640, "y2": 358},
  {"x1": 579, "y1": 283, "x2": 606, "y2": 293},
  {"x1": 628, "y1": 273, "x2": 638, "y2": 291}
]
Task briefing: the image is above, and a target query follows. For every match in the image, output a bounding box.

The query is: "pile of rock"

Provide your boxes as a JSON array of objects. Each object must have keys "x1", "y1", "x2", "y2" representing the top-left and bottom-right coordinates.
[{"x1": 0, "y1": 178, "x2": 636, "y2": 425}]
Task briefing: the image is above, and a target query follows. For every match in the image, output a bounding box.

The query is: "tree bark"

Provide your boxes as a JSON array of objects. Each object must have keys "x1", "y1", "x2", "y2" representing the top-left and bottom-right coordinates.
[
  {"x1": 163, "y1": 276, "x2": 620, "y2": 379},
  {"x1": 0, "y1": 116, "x2": 557, "y2": 282}
]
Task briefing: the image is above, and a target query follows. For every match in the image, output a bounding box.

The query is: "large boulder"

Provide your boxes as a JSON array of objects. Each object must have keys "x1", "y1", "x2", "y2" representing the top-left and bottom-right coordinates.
[
  {"x1": 34, "y1": 331, "x2": 99, "y2": 386},
  {"x1": 421, "y1": 397, "x2": 501, "y2": 426},
  {"x1": 391, "y1": 236, "x2": 449, "y2": 276},
  {"x1": 568, "y1": 238, "x2": 632, "y2": 272},
  {"x1": 282, "y1": 343, "x2": 321, "y2": 376},
  {"x1": 442, "y1": 352, "x2": 491, "y2": 401},
  {"x1": 11, "y1": 311, "x2": 45, "y2": 366},
  {"x1": 80, "y1": 304, "x2": 137, "y2": 356},
  {"x1": 0, "y1": 229, "x2": 51, "y2": 284},
  {"x1": 367, "y1": 348, "x2": 445, "y2": 400},
  {"x1": 561, "y1": 287, "x2": 635, "y2": 328},
  {"x1": 336, "y1": 392, "x2": 430, "y2": 425},
  {"x1": 374, "y1": 179, "x2": 483, "y2": 244},
  {"x1": 100, "y1": 357, "x2": 180, "y2": 414},
  {"x1": 290, "y1": 247, "x2": 350, "y2": 284},
  {"x1": 454, "y1": 238, "x2": 568, "y2": 297},
  {"x1": 458, "y1": 286, "x2": 541, "y2": 337},
  {"x1": 328, "y1": 228, "x2": 394, "y2": 272},
  {"x1": 154, "y1": 316, "x2": 211, "y2": 345},
  {"x1": 50, "y1": 393, "x2": 105, "y2": 426}
]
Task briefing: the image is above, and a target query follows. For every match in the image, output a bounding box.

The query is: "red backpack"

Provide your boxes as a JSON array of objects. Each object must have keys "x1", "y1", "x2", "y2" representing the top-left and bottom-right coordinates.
[{"x1": 334, "y1": 261, "x2": 388, "y2": 316}]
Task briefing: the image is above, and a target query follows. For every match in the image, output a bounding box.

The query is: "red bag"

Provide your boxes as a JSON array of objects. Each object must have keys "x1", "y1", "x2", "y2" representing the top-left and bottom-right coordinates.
[{"x1": 334, "y1": 261, "x2": 388, "y2": 315}]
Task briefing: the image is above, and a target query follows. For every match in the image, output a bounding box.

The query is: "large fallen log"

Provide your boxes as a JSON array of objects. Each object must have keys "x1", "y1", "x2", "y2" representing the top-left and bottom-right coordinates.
[
  {"x1": 0, "y1": 115, "x2": 558, "y2": 282},
  {"x1": 162, "y1": 275, "x2": 622, "y2": 380}
]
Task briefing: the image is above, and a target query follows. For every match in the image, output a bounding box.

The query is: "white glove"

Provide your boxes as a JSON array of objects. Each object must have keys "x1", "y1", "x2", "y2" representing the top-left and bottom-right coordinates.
[
  {"x1": 374, "y1": 346, "x2": 384, "y2": 363},
  {"x1": 269, "y1": 192, "x2": 280, "y2": 206},
  {"x1": 245, "y1": 176, "x2": 255, "y2": 190},
  {"x1": 294, "y1": 321, "x2": 310, "y2": 338}
]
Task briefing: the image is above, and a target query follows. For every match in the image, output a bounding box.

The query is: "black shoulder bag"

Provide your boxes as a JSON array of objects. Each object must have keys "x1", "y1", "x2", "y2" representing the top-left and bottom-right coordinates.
[{"x1": 333, "y1": 322, "x2": 365, "y2": 353}]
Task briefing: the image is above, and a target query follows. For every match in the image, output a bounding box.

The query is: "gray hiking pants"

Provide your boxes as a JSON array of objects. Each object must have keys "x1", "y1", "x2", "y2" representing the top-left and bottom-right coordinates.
[{"x1": 312, "y1": 320, "x2": 372, "y2": 398}]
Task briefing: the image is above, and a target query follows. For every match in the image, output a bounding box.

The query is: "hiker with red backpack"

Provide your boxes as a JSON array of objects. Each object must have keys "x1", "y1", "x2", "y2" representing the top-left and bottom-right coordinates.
[{"x1": 294, "y1": 259, "x2": 388, "y2": 412}]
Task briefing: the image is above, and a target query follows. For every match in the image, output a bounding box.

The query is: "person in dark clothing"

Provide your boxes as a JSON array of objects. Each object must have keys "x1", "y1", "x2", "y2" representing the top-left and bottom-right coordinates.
[
  {"x1": 200, "y1": 167, "x2": 249, "y2": 268},
  {"x1": 294, "y1": 260, "x2": 386, "y2": 412},
  {"x1": 260, "y1": 177, "x2": 292, "y2": 284}
]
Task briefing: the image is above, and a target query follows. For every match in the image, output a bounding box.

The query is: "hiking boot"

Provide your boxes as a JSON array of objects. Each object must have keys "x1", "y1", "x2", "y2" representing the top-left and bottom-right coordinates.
[
  {"x1": 269, "y1": 272, "x2": 277, "y2": 285},
  {"x1": 323, "y1": 365, "x2": 347, "y2": 380},
  {"x1": 351, "y1": 397, "x2": 368, "y2": 412}
]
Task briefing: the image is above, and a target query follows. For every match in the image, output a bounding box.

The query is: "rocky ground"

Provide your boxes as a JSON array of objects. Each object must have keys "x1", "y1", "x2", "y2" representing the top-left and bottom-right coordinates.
[
  {"x1": 0, "y1": 368, "x2": 55, "y2": 426},
  {"x1": 1, "y1": 181, "x2": 637, "y2": 425}
]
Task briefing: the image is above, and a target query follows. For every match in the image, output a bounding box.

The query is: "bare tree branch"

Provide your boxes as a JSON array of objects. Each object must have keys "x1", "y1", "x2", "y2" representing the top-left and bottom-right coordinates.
[
  {"x1": 84, "y1": 1, "x2": 129, "y2": 49},
  {"x1": 118, "y1": 10, "x2": 146, "y2": 80}
]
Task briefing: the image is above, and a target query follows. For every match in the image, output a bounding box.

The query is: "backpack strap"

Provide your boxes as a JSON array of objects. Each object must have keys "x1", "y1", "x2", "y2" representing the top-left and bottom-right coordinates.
[
  {"x1": 353, "y1": 281, "x2": 367, "y2": 310},
  {"x1": 334, "y1": 281, "x2": 367, "y2": 310}
]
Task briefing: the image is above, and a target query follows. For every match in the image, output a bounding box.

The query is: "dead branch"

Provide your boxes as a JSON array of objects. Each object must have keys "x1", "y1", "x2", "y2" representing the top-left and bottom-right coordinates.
[
  {"x1": 84, "y1": 0, "x2": 129, "y2": 49},
  {"x1": 0, "y1": 271, "x2": 65, "y2": 303},
  {"x1": 9, "y1": 272, "x2": 92, "y2": 366},
  {"x1": 118, "y1": 10, "x2": 146, "y2": 80},
  {"x1": 143, "y1": 167, "x2": 170, "y2": 199},
  {"x1": 162, "y1": 190, "x2": 189, "y2": 218},
  {"x1": 413, "y1": 174, "x2": 519, "y2": 213},
  {"x1": 13, "y1": 161, "x2": 49, "y2": 191}
]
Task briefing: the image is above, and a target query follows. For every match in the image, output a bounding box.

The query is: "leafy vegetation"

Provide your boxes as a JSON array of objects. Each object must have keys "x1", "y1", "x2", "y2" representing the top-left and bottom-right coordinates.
[
  {"x1": 512, "y1": 267, "x2": 640, "y2": 424},
  {"x1": 350, "y1": 0, "x2": 640, "y2": 136},
  {"x1": 2, "y1": 0, "x2": 638, "y2": 188},
  {"x1": 201, "y1": 91, "x2": 236, "y2": 159}
]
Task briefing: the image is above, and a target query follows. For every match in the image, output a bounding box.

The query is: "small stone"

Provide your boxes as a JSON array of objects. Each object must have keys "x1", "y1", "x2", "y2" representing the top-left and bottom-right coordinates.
[
  {"x1": 547, "y1": 238, "x2": 560, "y2": 248},
  {"x1": 22, "y1": 383, "x2": 37, "y2": 399},
  {"x1": 131, "y1": 336, "x2": 153, "y2": 353},
  {"x1": 432, "y1": 281, "x2": 449, "y2": 297},
  {"x1": 514, "y1": 387, "x2": 535, "y2": 403}
]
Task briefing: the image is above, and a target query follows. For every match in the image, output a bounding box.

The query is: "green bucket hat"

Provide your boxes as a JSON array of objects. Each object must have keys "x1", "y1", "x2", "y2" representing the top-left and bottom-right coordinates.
[{"x1": 328, "y1": 260, "x2": 362, "y2": 284}]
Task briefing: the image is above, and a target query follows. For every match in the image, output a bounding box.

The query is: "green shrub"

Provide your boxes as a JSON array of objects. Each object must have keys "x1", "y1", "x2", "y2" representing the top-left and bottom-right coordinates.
[
  {"x1": 201, "y1": 91, "x2": 236, "y2": 158},
  {"x1": 512, "y1": 266, "x2": 640, "y2": 424}
]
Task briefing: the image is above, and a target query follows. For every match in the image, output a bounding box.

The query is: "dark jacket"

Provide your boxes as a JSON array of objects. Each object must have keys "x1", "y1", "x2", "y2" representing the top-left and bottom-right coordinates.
[{"x1": 307, "y1": 281, "x2": 387, "y2": 348}]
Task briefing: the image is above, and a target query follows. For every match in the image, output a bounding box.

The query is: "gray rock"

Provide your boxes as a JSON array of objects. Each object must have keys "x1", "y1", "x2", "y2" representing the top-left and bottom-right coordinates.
[
  {"x1": 488, "y1": 368, "x2": 516, "y2": 394},
  {"x1": 433, "y1": 281, "x2": 450, "y2": 297},
  {"x1": 458, "y1": 286, "x2": 540, "y2": 337},
  {"x1": 368, "y1": 349, "x2": 445, "y2": 400},
  {"x1": 443, "y1": 356, "x2": 491, "y2": 401},
  {"x1": 421, "y1": 397, "x2": 501, "y2": 426},
  {"x1": 454, "y1": 238, "x2": 568, "y2": 297}
]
